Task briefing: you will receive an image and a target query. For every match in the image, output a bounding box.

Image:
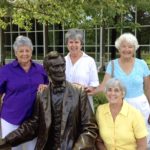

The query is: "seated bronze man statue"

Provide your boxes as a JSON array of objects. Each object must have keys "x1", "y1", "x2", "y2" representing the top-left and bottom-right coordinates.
[{"x1": 0, "y1": 51, "x2": 98, "y2": 150}]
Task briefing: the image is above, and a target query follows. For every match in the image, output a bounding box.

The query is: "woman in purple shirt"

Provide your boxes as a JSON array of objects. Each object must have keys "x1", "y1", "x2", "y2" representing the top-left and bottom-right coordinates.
[{"x1": 0, "y1": 35, "x2": 48, "y2": 150}]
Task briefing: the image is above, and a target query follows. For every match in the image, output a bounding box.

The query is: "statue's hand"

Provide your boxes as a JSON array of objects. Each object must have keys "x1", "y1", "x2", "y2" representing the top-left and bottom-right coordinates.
[{"x1": 0, "y1": 138, "x2": 11, "y2": 150}]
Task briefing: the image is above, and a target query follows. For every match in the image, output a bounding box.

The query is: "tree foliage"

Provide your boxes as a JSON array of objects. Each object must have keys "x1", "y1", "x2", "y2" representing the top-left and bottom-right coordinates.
[{"x1": 0, "y1": 0, "x2": 150, "y2": 30}]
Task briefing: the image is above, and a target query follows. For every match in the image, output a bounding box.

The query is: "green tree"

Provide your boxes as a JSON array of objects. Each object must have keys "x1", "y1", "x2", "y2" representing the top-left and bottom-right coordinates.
[
  {"x1": 0, "y1": 0, "x2": 150, "y2": 30},
  {"x1": 0, "y1": 0, "x2": 87, "y2": 30}
]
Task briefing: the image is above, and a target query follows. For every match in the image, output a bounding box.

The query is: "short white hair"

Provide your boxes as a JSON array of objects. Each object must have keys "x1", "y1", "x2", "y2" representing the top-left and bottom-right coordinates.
[
  {"x1": 65, "y1": 28, "x2": 84, "y2": 45},
  {"x1": 105, "y1": 78, "x2": 126, "y2": 98},
  {"x1": 115, "y1": 33, "x2": 139, "y2": 51},
  {"x1": 13, "y1": 35, "x2": 33, "y2": 53}
]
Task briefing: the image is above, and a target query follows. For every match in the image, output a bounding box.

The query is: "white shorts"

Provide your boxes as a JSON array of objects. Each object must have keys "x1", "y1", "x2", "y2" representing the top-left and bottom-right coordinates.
[
  {"x1": 1, "y1": 118, "x2": 37, "y2": 150},
  {"x1": 126, "y1": 94, "x2": 150, "y2": 145}
]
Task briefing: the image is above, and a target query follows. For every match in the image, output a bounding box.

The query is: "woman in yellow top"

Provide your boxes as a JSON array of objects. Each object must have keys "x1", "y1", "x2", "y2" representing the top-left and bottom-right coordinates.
[{"x1": 96, "y1": 78, "x2": 148, "y2": 150}]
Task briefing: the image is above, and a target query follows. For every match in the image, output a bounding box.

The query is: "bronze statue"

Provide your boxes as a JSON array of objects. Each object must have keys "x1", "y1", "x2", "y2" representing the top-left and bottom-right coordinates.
[{"x1": 0, "y1": 51, "x2": 98, "y2": 150}]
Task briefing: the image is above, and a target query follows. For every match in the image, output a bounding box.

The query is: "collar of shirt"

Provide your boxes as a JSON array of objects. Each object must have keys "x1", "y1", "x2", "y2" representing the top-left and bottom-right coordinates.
[
  {"x1": 67, "y1": 51, "x2": 88, "y2": 59},
  {"x1": 103, "y1": 101, "x2": 128, "y2": 117},
  {"x1": 12, "y1": 59, "x2": 36, "y2": 68}
]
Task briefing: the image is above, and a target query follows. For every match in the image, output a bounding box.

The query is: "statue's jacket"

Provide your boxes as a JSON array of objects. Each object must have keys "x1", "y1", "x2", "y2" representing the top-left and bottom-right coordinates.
[{"x1": 5, "y1": 81, "x2": 98, "y2": 150}]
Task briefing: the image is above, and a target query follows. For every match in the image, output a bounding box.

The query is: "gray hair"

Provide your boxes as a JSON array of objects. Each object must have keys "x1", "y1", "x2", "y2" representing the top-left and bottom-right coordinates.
[
  {"x1": 115, "y1": 33, "x2": 139, "y2": 51},
  {"x1": 13, "y1": 35, "x2": 33, "y2": 53},
  {"x1": 105, "y1": 78, "x2": 126, "y2": 97},
  {"x1": 65, "y1": 28, "x2": 84, "y2": 45}
]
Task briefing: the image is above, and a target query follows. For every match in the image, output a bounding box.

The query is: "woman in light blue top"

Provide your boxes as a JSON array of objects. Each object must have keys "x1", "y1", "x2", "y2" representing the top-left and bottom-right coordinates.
[
  {"x1": 92, "y1": 33, "x2": 150, "y2": 145},
  {"x1": 106, "y1": 58, "x2": 149, "y2": 98}
]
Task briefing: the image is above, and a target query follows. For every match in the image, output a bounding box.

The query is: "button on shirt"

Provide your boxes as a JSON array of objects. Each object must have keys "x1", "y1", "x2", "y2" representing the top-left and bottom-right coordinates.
[
  {"x1": 0, "y1": 60, "x2": 49, "y2": 125},
  {"x1": 96, "y1": 101, "x2": 148, "y2": 150}
]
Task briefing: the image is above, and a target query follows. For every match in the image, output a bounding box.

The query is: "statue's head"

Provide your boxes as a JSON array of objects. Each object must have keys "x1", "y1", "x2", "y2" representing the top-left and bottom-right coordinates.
[{"x1": 43, "y1": 51, "x2": 66, "y2": 85}]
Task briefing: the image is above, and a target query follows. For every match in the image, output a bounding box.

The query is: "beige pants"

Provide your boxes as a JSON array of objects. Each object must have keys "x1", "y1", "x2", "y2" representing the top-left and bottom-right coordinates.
[{"x1": 1, "y1": 118, "x2": 37, "y2": 150}]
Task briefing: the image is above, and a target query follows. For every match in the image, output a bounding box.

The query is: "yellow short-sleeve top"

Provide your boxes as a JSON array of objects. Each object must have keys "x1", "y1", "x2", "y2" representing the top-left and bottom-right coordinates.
[{"x1": 96, "y1": 101, "x2": 148, "y2": 150}]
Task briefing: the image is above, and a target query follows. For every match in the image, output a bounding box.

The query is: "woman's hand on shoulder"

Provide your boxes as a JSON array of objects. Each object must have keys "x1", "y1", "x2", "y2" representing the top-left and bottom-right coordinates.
[
  {"x1": 37, "y1": 84, "x2": 48, "y2": 93},
  {"x1": 85, "y1": 85, "x2": 104, "y2": 96},
  {"x1": 84, "y1": 86, "x2": 95, "y2": 95}
]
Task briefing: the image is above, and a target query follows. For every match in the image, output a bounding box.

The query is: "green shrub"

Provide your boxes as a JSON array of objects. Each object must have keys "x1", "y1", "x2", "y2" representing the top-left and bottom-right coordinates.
[
  {"x1": 94, "y1": 92, "x2": 107, "y2": 111},
  {"x1": 93, "y1": 72, "x2": 107, "y2": 111}
]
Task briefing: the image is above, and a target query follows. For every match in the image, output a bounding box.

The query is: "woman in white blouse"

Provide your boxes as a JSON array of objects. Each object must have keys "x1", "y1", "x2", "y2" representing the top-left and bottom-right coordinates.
[{"x1": 65, "y1": 28, "x2": 99, "y2": 111}]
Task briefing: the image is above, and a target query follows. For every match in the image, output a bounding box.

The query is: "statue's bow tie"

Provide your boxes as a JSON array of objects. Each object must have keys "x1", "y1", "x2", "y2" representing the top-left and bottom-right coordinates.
[{"x1": 52, "y1": 86, "x2": 65, "y2": 94}]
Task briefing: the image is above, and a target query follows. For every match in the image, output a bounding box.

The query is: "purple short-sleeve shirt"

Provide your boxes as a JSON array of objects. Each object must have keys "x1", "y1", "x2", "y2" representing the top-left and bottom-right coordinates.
[{"x1": 0, "y1": 60, "x2": 48, "y2": 125}]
